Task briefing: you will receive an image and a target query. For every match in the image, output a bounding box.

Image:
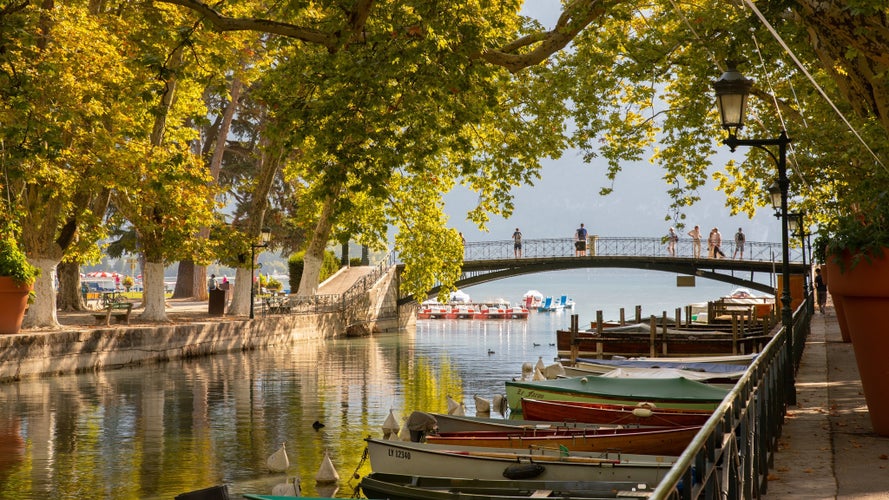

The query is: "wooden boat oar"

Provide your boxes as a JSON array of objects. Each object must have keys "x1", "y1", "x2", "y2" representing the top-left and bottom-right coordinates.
[{"x1": 442, "y1": 449, "x2": 621, "y2": 464}]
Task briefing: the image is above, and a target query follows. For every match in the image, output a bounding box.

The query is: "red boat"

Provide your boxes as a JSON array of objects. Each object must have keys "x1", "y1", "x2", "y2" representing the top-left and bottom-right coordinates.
[
  {"x1": 521, "y1": 398, "x2": 713, "y2": 427},
  {"x1": 424, "y1": 424, "x2": 702, "y2": 456}
]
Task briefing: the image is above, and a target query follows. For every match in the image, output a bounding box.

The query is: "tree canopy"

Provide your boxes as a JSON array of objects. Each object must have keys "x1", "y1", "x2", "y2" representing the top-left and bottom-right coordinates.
[{"x1": 3, "y1": 0, "x2": 889, "y2": 318}]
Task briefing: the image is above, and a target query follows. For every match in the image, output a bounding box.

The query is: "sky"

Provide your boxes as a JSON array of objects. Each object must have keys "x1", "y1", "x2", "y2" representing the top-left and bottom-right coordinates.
[{"x1": 443, "y1": 1, "x2": 780, "y2": 245}]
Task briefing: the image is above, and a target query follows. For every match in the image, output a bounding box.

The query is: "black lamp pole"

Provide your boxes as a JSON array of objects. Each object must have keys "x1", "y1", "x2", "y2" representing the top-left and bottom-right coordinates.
[
  {"x1": 789, "y1": 212, "x2": 811, "y2": 312},
  {"x1": 713, "y1": 64, "x2": 796, "y2": 406},
  {"x1": 249, "y1": 228, "x2": 271, "y2": 320}
]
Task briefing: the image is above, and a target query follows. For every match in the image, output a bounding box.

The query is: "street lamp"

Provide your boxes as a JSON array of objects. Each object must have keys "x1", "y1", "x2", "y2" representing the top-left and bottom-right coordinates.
[
  {"x1": 788, "y1": 212, "x2": 811, "y2": 312},
  {"x1": 249, "y1": 228, "x2": 272, "y2": 320},
  {"x1": 712, "y1": 63, "x2": 796, "y2": 405}
]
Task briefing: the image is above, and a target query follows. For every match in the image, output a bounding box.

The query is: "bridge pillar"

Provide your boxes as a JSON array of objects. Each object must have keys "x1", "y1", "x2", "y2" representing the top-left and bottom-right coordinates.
[{"x1": 589, "y1": 235, "x2": 598, "y2": 256}]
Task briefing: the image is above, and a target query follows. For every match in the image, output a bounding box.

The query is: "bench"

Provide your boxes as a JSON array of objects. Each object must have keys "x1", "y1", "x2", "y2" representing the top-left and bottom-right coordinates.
[
  {"x1": 92, "y1": 302, "x2": 133, "y2": 325},
  {"x1": 265, "y1": 297, "x2": 292, "y2": 314}
]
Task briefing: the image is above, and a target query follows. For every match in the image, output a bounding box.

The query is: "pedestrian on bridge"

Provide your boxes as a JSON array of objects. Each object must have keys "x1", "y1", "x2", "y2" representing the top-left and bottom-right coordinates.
[
  {"x1": 815, "y1": 267, "x2": 828, "y2": 314},
  {"x1": 666, "y1": 227, "x2": 679, "y2": 256},
  {"x1": 512, "y1": 228, "x2": 523, "y2": 258},
  {"x1": 575, "y1": 223, "x2": 588, "y2": 256},
  {"x1": 709, "y1": 228, "x2": 725, "y2": 258},
  {"x1": 733, "y1": 228, "x2": 746, "y2": 259},
  {"x1": 688, "y1": 225, "x2": 702, "y2": 258}
]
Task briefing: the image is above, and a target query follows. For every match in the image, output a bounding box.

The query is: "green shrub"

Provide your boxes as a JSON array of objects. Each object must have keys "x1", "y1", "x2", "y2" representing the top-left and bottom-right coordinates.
[{"x1": 288, "y1": 250, "x2": 342, "y2": 292}]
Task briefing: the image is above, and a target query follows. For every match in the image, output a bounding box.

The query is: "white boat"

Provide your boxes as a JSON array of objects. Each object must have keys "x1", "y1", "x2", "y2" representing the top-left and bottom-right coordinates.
[
  {"x1": 521, "y1": 290, "x2": 544, "y2": 309},
  {"x1": 365, "y1": 438, "x2": 677, "y2": 483},
  {"x1": 562, "y1": 365, "x2": 747, "y2": 382}
]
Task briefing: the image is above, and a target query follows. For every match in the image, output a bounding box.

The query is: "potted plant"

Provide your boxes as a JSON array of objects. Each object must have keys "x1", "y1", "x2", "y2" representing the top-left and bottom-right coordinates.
[
  {"x1": 823, "y1": 188, "x2": 889, "y2": 436},
  {"x1": 0, "y1": 231, "x2": 39, "y2": 334}
]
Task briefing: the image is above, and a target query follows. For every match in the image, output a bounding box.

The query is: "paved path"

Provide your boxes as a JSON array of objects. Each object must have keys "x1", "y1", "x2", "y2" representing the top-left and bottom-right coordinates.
[
  {"x1": 762, "y1": 299, "x2": 889, "y2": 499},
  {"x1": 318, "y1": 266, "x2": 375, "y2": 295}
]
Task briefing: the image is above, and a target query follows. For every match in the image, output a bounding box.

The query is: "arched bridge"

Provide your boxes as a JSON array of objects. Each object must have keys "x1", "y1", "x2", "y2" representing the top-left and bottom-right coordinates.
[{"x1": 402, "y1": 236, "x2": 807, "y2": 302}]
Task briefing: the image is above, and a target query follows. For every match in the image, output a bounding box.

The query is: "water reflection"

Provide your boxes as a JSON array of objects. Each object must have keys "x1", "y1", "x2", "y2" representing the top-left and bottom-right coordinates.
[{"x1": 0, "y1": 319, "x2": 558, "y2": 500}]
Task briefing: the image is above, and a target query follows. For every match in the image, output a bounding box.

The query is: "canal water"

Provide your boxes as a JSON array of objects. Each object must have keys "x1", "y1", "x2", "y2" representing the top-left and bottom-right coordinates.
[{"x1": 0, "y1": 269, "x2": 759, "y2": 499}]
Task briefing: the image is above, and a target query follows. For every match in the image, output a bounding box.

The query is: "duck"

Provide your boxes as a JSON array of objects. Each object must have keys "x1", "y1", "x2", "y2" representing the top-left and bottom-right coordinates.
[
  {"x1": 487, "y1": 349, "x2": 495, "y2": 355},
  {"x1": 312, "y1": 420, "x2": 325, "y2": 430}
]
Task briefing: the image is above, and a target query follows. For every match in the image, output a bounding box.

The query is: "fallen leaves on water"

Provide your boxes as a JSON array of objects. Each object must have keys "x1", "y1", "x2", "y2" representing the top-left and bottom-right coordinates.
[{"x1": 879, "y1": 454, "x2": 888, "y2": 460}]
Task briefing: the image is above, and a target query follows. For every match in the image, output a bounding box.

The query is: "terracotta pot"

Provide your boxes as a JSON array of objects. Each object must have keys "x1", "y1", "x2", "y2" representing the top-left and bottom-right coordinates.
[
  {"x1": 0, "y1": 276, "x2": 30, "y2": 335},
  {"x1": 821, "y1": 262, "x2": 851, "y2": 343},
  {"x1": 827, "y1": 250, "x2": 889, "y2": 436}
]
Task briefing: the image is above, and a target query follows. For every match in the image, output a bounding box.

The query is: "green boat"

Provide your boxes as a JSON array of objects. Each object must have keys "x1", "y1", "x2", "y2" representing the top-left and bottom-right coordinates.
[{"x1": 505, "y1": 375, "x2": 729, "y2": 412}]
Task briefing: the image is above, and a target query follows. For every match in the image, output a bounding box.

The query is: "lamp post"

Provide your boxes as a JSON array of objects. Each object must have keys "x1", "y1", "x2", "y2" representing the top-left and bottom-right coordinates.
[
  {"x1": 788, "y1": 212, "x2": 810, "y2": 312},
  {"x1": 249, "y1": 228, "x2": 272, "y2": 320},
  {"x1": 712, "y1": 64, "x2": 796, "y2": 405}
]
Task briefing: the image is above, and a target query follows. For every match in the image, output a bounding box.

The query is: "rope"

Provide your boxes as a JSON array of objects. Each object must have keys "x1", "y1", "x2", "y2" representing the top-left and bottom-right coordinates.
[{"x1": 742, "y1": 0, "x2": 888, "y2": 174}]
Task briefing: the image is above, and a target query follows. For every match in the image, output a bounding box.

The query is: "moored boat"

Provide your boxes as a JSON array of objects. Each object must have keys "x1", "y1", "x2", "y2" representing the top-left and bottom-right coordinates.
[
  {"x1": 431, "y1": 412, "x2": 608, "y2": 434},
  {"x1": 562, "y1": 364, "x2": 746, "y2": 383},
  {"x1": 359, "y1": 472, "x2": 656, "y2": 500},
  {"x1": 424, "y1": 425, "x2": 702, "y2": 455},
  {"x1": 505, "y1": 375, "x2": 729, "y2": 412},
  {"x1": 520, "y1": 398, "x2": 714, "y2": 427},
  {"x1": 364, "y1": 438, "x2": 678, "y2": 483}
]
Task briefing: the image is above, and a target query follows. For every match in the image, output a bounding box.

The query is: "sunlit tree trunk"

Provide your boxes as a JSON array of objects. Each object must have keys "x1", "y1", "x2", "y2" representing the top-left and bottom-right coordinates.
[
  {"x1": 22, "y1": 258, "x2": 59, "y2": 328},
  {"x1": 140, "y1": 261, "x2": 167, "y2": 320},
  {"x1": 297, "y1": 194, "x2": 337, "y2": 297}
]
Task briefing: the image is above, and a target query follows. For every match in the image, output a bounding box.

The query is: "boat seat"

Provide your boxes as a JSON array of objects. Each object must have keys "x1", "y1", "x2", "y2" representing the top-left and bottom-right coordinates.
[{"x1": 530, "y1": 491, "x2": 553, "y2": 497}]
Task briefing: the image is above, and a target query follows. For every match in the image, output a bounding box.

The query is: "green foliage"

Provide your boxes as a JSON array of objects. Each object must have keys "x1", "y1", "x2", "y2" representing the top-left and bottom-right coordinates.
[
  {"x1": 823, "y1": 179, "x2": 889, "y2": 270},
  {"x1": 349, "y1": 257, "x2": 362, "y2": 266},
  {"x1": 0, "y1": 232, "x2": 40, "y2": 287},
  {"x1": 287, "y1": 250, "x2": 342, "y2": 291}
]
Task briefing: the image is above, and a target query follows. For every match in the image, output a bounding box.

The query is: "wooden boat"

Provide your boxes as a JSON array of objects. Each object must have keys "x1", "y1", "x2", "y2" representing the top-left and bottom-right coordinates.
[
  {"x1": 505, "y1": 375, "x2": 728, "y2": 412},
  {"x1": 425, "y1": 425, "x2": 701, "y2": 455},
  {"x1": 572, "y1": 353, "x2": 758, "y2": 369},
  {"x1": 431, "y1": 412, "x2": 610, "y2": 434},
  {"x1": 359, "y1": 472, "x2": 655, "y2": 500},
  {"x1": 561, "y1": 364, "x2": 746, "y2": 383},
  {"x1": 364, "y1": 438, "x2": 678, "y2": 483},
  {"x1": 557, "y1": 323, "x2": 772, "y2": 359},
  {"x1": 520, "y1": 398, "x2": 714, "y2": 427}
]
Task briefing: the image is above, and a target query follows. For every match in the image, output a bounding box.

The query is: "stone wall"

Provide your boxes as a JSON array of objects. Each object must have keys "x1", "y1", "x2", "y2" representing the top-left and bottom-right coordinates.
[{"x1": 0, "y1": 267, "x2": 414, "y2": 383}]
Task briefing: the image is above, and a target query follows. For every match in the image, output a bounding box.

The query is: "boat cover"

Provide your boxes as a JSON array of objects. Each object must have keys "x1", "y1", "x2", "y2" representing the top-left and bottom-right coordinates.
[{"x1": 506, "y1": 375, "x2": 728, "y2": 402}]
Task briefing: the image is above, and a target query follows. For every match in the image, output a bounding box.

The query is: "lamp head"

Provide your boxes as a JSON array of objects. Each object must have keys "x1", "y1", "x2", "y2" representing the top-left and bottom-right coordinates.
[
  {"x1": 260, "y1": 227, "x2": 272, "y2": 246},
  {"x1": 712, "y1": 62, "x2": 753, "y2": 138},
  {"x1": 768, "y1": 180, "x2": 782, "y2": 218}
]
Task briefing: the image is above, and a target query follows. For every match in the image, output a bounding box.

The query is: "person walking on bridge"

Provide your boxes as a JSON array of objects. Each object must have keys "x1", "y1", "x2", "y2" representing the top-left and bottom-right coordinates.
[
  {"x1": 575, "y1": 223, "x2": 588, "y2": 256},
  {"x1": 733, "y1": 228, "x2": 746, "y2": 259},
  {"x1": 512, "y1": 228, "x2": 523, "y2": 258},
  {"x1": 709, "y1": 228, "x2": 725, "y2": 258},
  {"x1": 688, "y1": 225, "x2": 702, "y2": 258},
  {"x1": 666, "y1": 227, "x2": 678, "y2": 256}
]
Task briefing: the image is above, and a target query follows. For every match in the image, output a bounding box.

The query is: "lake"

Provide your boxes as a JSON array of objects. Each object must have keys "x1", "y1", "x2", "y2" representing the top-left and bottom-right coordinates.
[{"x1": 0, "y1": 269, "x2": 764, "y2": 499}]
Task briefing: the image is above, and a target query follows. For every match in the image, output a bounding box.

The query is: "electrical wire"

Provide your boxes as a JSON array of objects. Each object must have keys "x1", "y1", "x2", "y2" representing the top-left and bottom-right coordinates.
[{"x1": 742, "y1": 0, "x2": 888, "y2": 174}]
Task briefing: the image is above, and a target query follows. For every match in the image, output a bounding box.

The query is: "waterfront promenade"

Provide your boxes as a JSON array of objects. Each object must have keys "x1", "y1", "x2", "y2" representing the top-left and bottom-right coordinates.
[
  {"x1": 10, "y1": 295, "x2": 889, "y2": 498},
  {"x1": 761, "y1": 299, "x2": 889, "y2": 499}
]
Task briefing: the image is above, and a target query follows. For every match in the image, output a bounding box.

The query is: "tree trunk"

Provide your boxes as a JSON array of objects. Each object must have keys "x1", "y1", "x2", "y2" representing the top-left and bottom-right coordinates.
[
  {"x1": 173, "y1": 260, "x2": 196, "y2": 299},
  {"x1": 21, "y1": 258, "x2": 60, "y2": 329},
  {"x1": 297, "y1": 195, "x2": 338, "y2": 297},
  {"x1": 56, "y1": 261, "x2": 85, "y2": 311},
  {"x1": 341, "y1": 241, "x2": 349, "y2": 266},
  {"x1": 139, "y1": 261, "x2": 168, "y2": 321},
  {"x1": 226, "y1": 266, "x2": 254, "y2": 316}
]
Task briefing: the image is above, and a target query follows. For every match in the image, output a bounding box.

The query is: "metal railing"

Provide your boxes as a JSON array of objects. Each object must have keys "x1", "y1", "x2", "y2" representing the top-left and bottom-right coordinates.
[
  {"x1": 649, "y1": 293, "x2": 812, "y2": 499},
  {"x1": 462, "y1": 236, "x2": 803, "y2": 263},
  {"x1": 260, "y1": 253, "x2": 397, "y2": 322}
]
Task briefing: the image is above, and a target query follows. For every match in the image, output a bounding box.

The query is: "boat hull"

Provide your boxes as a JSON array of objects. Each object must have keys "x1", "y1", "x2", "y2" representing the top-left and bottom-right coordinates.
[
  {"x1": 359, "y1": 473, "x2": 656, "y2": 500},
  {"x1": 425, "y1": 425, "x2": 701, "y2": 456},
  {"x1": 364, "y1": 438, "x2": 677, "y2": 483},
  {"x1": 520, "y1": 399, "x2": 713, "y2": 427},
  {"x1": 431, "y1": 413, "x2": 608, "y2": 434},
  {"x1": 505, "y1": 375, "x2": 728, "y2": 412}
]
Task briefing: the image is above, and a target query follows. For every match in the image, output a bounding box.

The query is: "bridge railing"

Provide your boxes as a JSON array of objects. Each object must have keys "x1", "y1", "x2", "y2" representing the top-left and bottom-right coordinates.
[{"x1": 463, "y1": 236, "x2": 803, "y2": 262}]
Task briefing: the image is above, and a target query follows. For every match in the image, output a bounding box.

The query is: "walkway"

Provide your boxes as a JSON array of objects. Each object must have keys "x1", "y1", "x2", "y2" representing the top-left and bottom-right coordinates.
[{"x1": 762, "y1": 298, "x2": 889, "y2": 499}]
